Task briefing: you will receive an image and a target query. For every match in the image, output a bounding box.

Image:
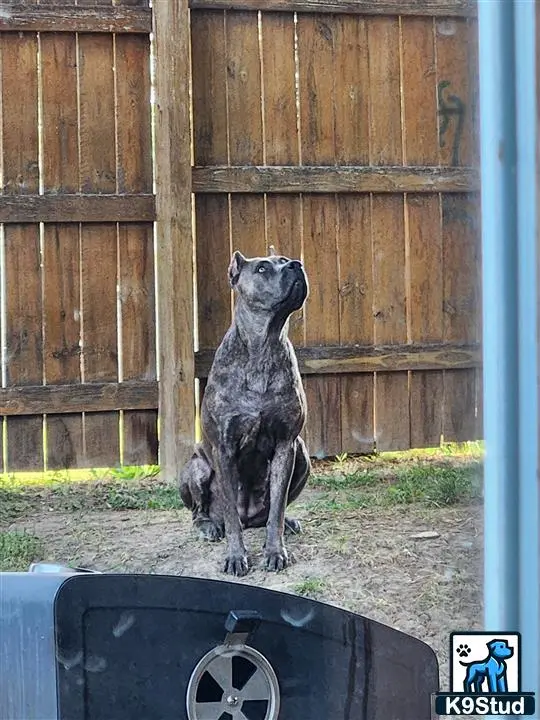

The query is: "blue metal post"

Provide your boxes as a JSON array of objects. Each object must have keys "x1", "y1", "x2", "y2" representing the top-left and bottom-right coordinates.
[
  {"x1": 514, "y1": 0, "x2": 539, "y2": 705},
  {"x1": 479, "y1": 0, "x2": 519, "y2": 631},
  {"x1": 478, "y1": 0, "x2": 539, "y2": 709}
]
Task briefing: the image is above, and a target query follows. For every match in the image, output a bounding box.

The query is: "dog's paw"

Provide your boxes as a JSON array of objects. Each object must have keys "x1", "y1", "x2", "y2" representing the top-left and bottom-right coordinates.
[
  {"x1": 457, "y1": 644, "x2": 471, "y2": 658},
  {"x1": 195, "y1": 519, "x2": 224, "y2": 542},
  {"x1": 265, "y1": 547, "x2": 289, "y2": 572},
  {"x1": 223, "y1": 553, "x2": 249, "y2": 577},
  {"x1": 284, "y1": 517, "x2": 302, "y2": 535}
]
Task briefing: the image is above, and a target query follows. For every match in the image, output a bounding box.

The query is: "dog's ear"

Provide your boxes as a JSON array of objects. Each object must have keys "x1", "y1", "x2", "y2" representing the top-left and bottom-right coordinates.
[{"x1": 228, "y1": 250, "x2": 246, "y2": 288}]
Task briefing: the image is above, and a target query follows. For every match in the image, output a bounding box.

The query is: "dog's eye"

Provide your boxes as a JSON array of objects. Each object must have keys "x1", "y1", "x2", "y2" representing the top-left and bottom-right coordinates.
[{"x1": 256, "y1": 264, "x2": 267, "y2": 273}]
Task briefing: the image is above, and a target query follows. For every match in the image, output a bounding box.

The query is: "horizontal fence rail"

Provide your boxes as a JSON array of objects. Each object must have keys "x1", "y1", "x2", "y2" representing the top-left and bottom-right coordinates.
[
  {"x1": 192, "y1": 166, "x2": 479, "y2": 193},
  {"x1": 0, "y1": 5, "x2": 152, "y2": 33},
  {"x1": 188, "y1": 0, "x2": 476, "y2": 17},
  {"x1": 195, "y1": 343, "x2": 482, "y2": 377}
]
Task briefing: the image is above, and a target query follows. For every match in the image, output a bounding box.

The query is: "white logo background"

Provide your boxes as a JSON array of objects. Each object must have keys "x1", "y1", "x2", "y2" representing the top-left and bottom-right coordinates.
[{"x1": 451, "y1": 633, "x2": 520, "y2": 693}]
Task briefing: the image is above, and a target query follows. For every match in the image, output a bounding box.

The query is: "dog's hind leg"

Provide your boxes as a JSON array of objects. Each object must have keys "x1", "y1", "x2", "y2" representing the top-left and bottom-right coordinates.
[
  {"x1": 179, "y1": 445, "x2": 224, "y2": 542},
  {"x1": 284, "y1": 436, "x2": 311, "y2": 535}
]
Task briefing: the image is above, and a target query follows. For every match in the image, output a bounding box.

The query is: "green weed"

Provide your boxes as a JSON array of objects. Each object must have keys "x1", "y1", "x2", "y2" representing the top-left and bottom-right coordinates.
[{"x1": 0, "y1": 530, "x2": 44, "y2": 572}]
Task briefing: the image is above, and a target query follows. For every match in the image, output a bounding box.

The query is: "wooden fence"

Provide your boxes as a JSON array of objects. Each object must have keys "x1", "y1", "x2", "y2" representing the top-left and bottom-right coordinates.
[
  {"x1": 0, "y1": 0, "x2": 481, "y2": 476},
  {"x1": 190, "y1": 0, "x2": 482, "y2": 459}
]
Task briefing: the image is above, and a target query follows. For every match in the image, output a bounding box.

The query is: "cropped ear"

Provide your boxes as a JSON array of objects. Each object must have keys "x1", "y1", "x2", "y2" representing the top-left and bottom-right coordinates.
[{"x1": 228, "y1": 250, "x2": 246, "y2": 288}]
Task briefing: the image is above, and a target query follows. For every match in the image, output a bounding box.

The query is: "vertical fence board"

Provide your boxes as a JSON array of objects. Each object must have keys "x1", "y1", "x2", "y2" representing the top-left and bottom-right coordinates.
[
  {"x1": 337, "y1": 194, "x2": 374, "y2": 453},
  {"x1": 230, "y1": 195, "x2": 266, "y2": 259},
  {"x1": 407, "y1": 195, "x2": 444, "y2": 447},
  {"x1": 435, "y1": 17, "x2": 473, "y2": 168},
  {"x1": 154, "y1": 0, "x2": 195, "y2": 474},
  {"x1": 5, "y1": 227, "x2": 43, "y2": 471},
  {"x1": 372, "y1": 195, "x2": 409, "y2": 451},
  {"x1": 191, "y1": 11, "x2": 228, "y2": 166},
  {"x1": 298, "y1": 16, "x2": 339, "y2": 456},
  {"x1": 302, "y1": 195, "x2": 340, "y2": 457},
  {"x1": 401, "y1": 18, "x2": 438, "y2": 166},
  {"x1": 261, "y1": 14, "x2": 304, "y2": 346},
  {"x1": 441, "y1": 194, "x2": 478, "y2": 441},
  {"x1": 119, "y1": 225, "x2": 157, "y2": 464},
  {"x1": 265, "y1": 195, "x2": 304, "y2": 346},
  {"x1": 78, "y1": 34, "x2": 119, "y2": 466},
  {"x1": 43, "y1": 225, "x2": 84, "y2": 469},
  {"x1": 81, "y1": 224, "x2": 119, "y2": 465},
  {"x1": 401, "y1": 20, "x2": 444, "y2": 449},
  {"x1": 334, "y1": 15, "x2": 370, "y2": 166},
  {"x1": 226, "y1": 12, "x2": 263, "y2": 165},
  {"x1": 40, "y1": 32, "x2": 84, "y2": 469},
  {"x1": 367, "y1": 17, "x2": 402, "y2": 165},
  {"x1": 298, "y1": 14, "x2": 335, "y2": 165},
  {"x1": 116, "y1": 33, "x2": 157, "y2": 465},
  {"x1": 196, "y1": 196, "x2": 231, "y2": 350},
  {"x1": 261, "y1": 13, "x2": 299, "y2": 166},
  {"x1": 2, "y1": 33, "x2": 43, "y2": 471}
]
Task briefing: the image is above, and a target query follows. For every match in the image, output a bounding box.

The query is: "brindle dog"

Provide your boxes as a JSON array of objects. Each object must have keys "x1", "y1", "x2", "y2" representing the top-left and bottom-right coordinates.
[{"x1": 179, "y1": 249, "x2": 310, "y2": 577}]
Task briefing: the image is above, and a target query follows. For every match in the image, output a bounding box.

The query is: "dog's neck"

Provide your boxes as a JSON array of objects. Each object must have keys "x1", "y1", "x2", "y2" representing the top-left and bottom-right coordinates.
[{"x1": 232, "y1": 300, "x2": 290, "y2": 352}]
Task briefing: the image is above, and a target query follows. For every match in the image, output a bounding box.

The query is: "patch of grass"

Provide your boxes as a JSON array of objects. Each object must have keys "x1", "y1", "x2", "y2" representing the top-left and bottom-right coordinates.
[
  {"x1": 307, "y1": 460, "x2": 482, "y2": 513},
  {"x1": 102, "y1": 480, "x2": 182, "y2": 510},
  {"x1": 293, "y1": 576, "x2": 327, "y2": 598},
  {"x1": 108, "y1": 465, "x2": 160, "y2": 482},
  {"x1": 310, "y1": 469, "x2": 379, "y2": 491},
  {"x1": 0, "y1": 530, "x2": 44, "y2": 571},
  {"x1": 385, "y1": 463, "x2": 482, "y2": 507}
]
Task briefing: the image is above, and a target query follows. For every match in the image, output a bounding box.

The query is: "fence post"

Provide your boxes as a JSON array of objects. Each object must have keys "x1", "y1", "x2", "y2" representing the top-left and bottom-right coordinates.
[{"x1": 152, "y1": 0, "x2": 195, "y2": 480}]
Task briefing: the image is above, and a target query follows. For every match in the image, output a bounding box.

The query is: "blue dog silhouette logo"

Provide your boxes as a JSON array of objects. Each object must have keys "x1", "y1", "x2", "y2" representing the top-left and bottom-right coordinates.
[{"x1": 458, "y1": 639, "x2": 514, "y2": 693}]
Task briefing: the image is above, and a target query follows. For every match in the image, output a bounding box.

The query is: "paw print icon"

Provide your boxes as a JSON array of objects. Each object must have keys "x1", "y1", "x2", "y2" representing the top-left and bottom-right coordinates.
[{"x1": 456, "y1": 644, "x2": 471, "y2": 658}]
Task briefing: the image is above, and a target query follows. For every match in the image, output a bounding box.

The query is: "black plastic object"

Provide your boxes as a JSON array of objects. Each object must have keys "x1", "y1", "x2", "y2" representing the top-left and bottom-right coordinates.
[
  {"x1": 225, "y1": 609, "x2": 262, "y2": 636},
  {"x1": 1, "y1": 572, "x2": 439, "y2": 720}
]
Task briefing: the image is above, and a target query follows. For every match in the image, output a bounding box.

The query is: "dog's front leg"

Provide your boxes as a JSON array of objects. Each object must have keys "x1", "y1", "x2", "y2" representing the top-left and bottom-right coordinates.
[
  {"x1": 213, "y1": 448, "x2": 249, "y2": 577},
  {"x1": 265, "y1": 441, "x2": 295, "y2": 571}
]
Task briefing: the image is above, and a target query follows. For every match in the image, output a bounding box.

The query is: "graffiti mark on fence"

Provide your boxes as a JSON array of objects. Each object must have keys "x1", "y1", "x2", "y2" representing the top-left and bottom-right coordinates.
[{"x1": 438, "y1": 80, "x2": 465, "y2": 166}]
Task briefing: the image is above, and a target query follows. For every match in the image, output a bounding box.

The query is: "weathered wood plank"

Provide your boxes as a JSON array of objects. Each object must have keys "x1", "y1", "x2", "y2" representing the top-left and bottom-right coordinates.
[
  {"x1": 78, "y1": 32, "x2": 120, "y2": 467},
  {"x1": 297, "y1": 15, "x2": 335, "y2": 165},
  {"x1": 189, "y1": 1, "x2": 477, "y2": 18},
  {"x1": 407, "y1": 195, "x2": 444, "y2": 448},
  {"x1": 195, "y1": 342, "x2": 481, "y2": 377},
  {"x1": 1, "y1": 31, "x2": 44, "y2": 471},
  {"x1": 192, "y1": 166, "x2": 478, "y2": 193},
  {"x1": 367, "y1": 16, "x2": 402, "y2": 166},
  {"x1": 226, "y1": 12, "x2": 263, "y2": 164},
  {"x1": 0, "y1": 381, "x2": 158, "y2": 415},
  {"x1": 371, "y1": 195, "x2": 409, "y2": 450},
  {"x1": 0, "y1": 195, "x2": 155, "y2": 223},
  {"x1": 153, "y1": 0, "x2": 196, "y2": 476},
  {"x1": 441, "y1": 193, "x2": 480, "y2": 441},
  {"x1": 191, "y1": 11, "x2": 228, "y2": 165},
  {"x1": 337, "y1": 195, "x2": 374, "y2": 453},
  {"x1": 261, "y1": 13, "x2": 299, "y2": 165},
  {"x1": 0, "y1": 5, "x2": 152, "y2": 33},
  {"x1": 265, "y1": 195, "x2": 304, "y2": 345},
  {"x1": 115, "y1": 32, "x2": 157, "y2": 466},
  {"x1": 40, "y1": 33, "x2": 84, "y2": 469}
]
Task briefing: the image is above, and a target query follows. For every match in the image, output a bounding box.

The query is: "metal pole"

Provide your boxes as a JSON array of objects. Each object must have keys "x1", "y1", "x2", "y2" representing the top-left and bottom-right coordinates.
[
  {"x1": 479, "y1": 0, "x2": 539, "y2": 709},
  {"x1": 514, "y1": 0, "x2": 539, "y2": 705},
  {"x1": 478, "y1": 0, "x2": 519, "y2": 631}
]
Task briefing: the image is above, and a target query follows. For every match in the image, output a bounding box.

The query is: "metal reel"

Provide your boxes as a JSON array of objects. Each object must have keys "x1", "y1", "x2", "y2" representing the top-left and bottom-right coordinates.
[{"x1": 186, "y1": 643, "x2": 280, "y2": 720}]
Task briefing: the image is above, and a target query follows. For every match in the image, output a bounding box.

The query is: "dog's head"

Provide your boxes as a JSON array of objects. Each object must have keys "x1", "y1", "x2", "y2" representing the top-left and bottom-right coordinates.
[
  {"x1": 228, "y1": 249, "x2": 309, "y2": 316},
  {"x1": 487, "y1": 640, "x2": 514, "y2": 660}
]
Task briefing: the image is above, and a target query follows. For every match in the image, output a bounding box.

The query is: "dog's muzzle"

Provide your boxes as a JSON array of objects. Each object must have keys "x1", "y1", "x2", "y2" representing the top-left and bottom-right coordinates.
[{"x1": 283, "y1": 262, "x2": 308, "y2": 309}]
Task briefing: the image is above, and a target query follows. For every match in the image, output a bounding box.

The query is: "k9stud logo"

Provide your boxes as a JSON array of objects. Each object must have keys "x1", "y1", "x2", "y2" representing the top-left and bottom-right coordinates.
[{"x1": 434, "y1": 632, "x2": 536, "y2": 716}]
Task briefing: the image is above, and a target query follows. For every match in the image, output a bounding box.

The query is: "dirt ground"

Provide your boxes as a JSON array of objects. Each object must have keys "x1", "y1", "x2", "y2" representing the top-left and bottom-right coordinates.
[{"x1": 8, "y1": 472, "x2": 483, "y2": 688}]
